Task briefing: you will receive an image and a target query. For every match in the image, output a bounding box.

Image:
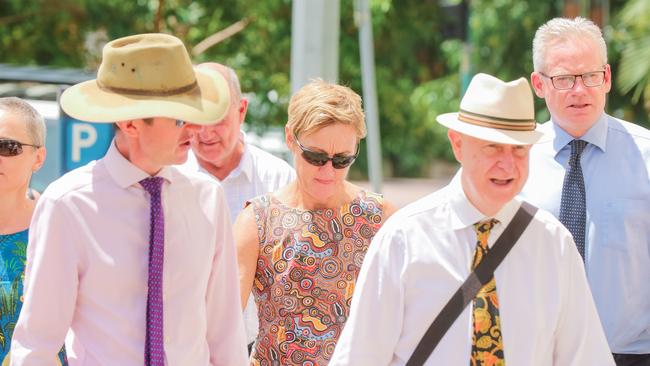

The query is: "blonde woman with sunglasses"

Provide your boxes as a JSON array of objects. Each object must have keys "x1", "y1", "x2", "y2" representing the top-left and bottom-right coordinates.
[
  {"x1": 0, "y1": 97, "x2": 67, "y2": 365},
  {"x1": 235, "y1": 79, "x2": 396, "y2": 365}
]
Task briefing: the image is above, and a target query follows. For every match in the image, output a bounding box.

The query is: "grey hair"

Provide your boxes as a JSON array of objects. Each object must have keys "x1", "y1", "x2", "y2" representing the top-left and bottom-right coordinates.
[
  {"x1": 0, "y1": 97, "x2": 46, "y2": 146},
  {"x1": 532, "y1": 17, "x2": 607, "y2": 72}
]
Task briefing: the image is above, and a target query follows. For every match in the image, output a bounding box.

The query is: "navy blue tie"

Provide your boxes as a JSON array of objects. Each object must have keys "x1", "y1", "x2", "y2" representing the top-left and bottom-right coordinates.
[{"x1": 559, "y1": 139, "x2": 588, "y2": 261}]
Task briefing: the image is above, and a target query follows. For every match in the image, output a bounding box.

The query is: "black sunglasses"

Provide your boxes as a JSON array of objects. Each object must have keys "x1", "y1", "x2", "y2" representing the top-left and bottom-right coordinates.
[
  {"x1": 294, "y1": 134, "x2": 359, "y2": 169},
  {"x1": 0, "y1": 138, "x2": 41, "y2": 157}
]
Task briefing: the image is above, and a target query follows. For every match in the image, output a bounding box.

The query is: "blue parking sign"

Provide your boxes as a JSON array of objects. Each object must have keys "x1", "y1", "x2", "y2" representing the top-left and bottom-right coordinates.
[{"x1": 61, "y1": 111, "x2": 114, "y2": 172}]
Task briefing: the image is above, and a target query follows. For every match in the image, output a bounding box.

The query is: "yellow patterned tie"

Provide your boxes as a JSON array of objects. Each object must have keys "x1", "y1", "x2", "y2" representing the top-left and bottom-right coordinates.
[{"x1": 470, "y1": 219, "x2": 505, "y2": 366}]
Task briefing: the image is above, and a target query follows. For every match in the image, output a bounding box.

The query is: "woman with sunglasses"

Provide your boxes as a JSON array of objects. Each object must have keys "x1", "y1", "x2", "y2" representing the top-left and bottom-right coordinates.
[
  {"x1": 0, "y1": 97, "x2": 66, "y2": 364},
  {"x1": 235, "y1": 80, "x2": 396, "y2": 365}
]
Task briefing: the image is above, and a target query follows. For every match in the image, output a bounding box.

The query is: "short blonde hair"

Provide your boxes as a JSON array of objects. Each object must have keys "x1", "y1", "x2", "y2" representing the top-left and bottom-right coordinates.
[
  {"x1": 287, "y1": 79, "x2": 366, "y2": 139},
  {"x1": 532, "y1": 17, "x2": 607, "y2": 72}
]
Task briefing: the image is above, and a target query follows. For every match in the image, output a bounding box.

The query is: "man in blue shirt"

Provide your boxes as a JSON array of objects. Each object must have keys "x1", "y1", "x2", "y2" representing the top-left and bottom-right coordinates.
[{"x1": 522, "y1": 16, "x2": 650, "y2": 366}]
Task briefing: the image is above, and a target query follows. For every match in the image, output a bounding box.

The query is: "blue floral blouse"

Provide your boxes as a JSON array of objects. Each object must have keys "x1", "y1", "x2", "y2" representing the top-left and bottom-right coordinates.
[{"x1": 0, "y1": 229, "x2": 67, "y2": 365}]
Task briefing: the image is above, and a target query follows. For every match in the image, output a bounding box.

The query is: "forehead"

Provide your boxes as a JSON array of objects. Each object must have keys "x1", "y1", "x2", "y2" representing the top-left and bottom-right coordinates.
[
  {"x1": 544, "y1": 38, "x2": 603, "y2": 74},
  {"x1": 0, "y1": 110, "x2": 31, "y2": 141}
]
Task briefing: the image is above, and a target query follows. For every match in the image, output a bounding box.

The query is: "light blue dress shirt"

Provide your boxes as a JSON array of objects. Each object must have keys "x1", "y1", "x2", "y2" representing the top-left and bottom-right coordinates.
[{"x1": 521, "y1": 113, "x2": 650, "y2": 354}]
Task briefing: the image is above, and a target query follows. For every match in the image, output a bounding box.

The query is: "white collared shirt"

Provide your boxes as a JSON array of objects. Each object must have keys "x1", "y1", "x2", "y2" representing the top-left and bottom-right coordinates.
[
  {"x1": 12, "y1": 141, "x2": 248, "y2": 365},
  {"x1": 330, "y1": 178, "x2": 614, "y2": 365},
  {"x1": 182, "y1": 131, "x2": 295, "y2": 344}
]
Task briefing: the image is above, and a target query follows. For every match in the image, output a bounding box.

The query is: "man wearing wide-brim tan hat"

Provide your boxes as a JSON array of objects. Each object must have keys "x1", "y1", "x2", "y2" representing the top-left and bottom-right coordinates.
[
  {"x1": 330, "y1": 73, "x2": 614, "y2": 365},
  {"x1": 12, "y1": 33, "x2": 248, "y2": 366}
]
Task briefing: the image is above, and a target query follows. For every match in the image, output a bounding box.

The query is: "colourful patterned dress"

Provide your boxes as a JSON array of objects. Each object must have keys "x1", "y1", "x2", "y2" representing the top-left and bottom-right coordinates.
[
  {"x1": 0, "y1": 230, "x2": 67, "y2": 365},
  {"x1": 249, "y1": 190, "x2": 384, "y2": 366}
]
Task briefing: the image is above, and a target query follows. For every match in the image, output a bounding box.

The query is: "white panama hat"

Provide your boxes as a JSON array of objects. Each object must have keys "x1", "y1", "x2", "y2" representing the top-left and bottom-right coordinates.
[{"x1": 436, "y1": 73, "x2": 550, "y2": 144}]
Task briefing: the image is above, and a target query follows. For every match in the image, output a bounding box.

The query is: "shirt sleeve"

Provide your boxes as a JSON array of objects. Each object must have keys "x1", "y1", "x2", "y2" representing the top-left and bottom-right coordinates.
[
  {"x1": 206, "y1": 184, "x2": 248, "y2": 366},
  {"x1": 329, "y1": 223, "x2": 407, "y2": 365},
  {"x1": 553, "y1": 231, "x2": 615, "y2": 365},
  {"x1": 11, "y1": 196, "x2": 79, "y2": 365}
]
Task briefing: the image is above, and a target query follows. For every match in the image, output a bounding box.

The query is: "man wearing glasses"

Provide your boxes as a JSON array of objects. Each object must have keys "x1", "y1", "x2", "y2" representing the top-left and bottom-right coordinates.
[{"x1": 522, "y1": 17, "x2": 650, "y2": 366}]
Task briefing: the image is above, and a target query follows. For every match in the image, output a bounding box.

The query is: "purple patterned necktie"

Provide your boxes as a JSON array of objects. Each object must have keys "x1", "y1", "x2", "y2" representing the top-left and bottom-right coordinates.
[{"x1": 140, "y1": 177, "x2": 165, "y2": 366}]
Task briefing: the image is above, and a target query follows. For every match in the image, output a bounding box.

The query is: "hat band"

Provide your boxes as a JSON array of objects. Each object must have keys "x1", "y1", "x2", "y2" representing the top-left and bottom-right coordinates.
[
  {"x1": 97, "y1": 80, "x2": 198, "y2": 97},
  {"x1": 458, "y1": 109, "x2": 535, "y2": 131}
]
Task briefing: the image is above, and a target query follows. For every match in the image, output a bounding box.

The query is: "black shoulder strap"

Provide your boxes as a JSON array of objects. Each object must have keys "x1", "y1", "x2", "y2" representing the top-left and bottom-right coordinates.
[{"x1": 405, "y1": 201, "x2": 538, "y2": 366}]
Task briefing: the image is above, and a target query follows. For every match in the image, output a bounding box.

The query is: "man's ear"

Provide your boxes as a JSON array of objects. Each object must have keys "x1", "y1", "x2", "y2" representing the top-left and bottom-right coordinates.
[
  {"x1": 530, "y1": 71, "x2": 545, "y2": 98},
  {"x1": 115, "y1": 120, "x2": 140, "y2": 138},
  {"x1": 447, "y1": 129, "x2": 463, "y2": 164},
  {"x1": 238, "y1": 97, "x2": 249, "y2": 126}
]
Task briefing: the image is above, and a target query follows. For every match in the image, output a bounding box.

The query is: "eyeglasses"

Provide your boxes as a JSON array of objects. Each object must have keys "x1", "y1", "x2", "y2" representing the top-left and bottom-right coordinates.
[
  {"x1": 539, "y1": 70, "x2": 606, "y2": 90},
  {"x1": 0, "y1": 138, "x2": 41, "y2": 157},
  {"x1": 175, "y1": 119, "x2": 186, "y2": 127},
  {"x1": 294, "y1": 134, "x2": 359, "y2": 169}
]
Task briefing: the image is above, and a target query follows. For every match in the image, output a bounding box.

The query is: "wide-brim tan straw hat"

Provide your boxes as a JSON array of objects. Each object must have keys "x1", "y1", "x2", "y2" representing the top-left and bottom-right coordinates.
[
  {"x1": 436, "y1": 73, "x2": 550, "y2": 145},
  {"x1": 60, "y1": 33, "x2": 230, "y2": 125}
]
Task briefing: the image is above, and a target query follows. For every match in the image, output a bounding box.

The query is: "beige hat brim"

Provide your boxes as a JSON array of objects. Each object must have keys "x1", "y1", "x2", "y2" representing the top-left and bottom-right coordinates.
[
  {"x1": 436, "y1": 112, "x2": 551, "y2": 145},
  {"x1": 59, "y1": 67, "x2": 229, "y2": 125}
]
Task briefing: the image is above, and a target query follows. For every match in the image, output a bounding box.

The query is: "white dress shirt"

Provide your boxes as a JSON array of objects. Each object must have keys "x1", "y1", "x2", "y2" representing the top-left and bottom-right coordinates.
[
  {"x1": 330, "y1": 178, "x2": 614, "y2": 365},
  {"x1": 182, "y1": 131, "x2": 295, "y2": 344},
  {"x1": 12, "y1": 141, "x2": 248, "y2": 366},
  {"x1": 521, "y1": 115, "x2": 650, "y2": 354}
]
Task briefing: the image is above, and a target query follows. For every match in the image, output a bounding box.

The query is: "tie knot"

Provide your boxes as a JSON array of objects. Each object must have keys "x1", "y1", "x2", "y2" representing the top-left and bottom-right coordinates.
[
  {"x1": 474, "y1": 218, "x2": 498, "y2": 234},
  {"x1": 140, "y1": 176, "x2": 164, "y2": 195},
  {"x1": 570, "y1": 139, "x2": 587, "y2": 157}
]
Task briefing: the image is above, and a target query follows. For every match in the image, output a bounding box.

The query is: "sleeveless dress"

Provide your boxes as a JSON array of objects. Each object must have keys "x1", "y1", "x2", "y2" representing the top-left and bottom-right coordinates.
[
  {"x1": 249, "y1": 190, "x2": 384, "y2": 366},
  {"x1": 0, "y1": 230, "x2": 67, "y2": 365}
]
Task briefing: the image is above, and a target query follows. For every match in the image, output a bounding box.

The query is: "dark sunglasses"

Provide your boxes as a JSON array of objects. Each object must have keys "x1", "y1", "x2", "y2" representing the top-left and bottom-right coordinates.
[
  {"x1": 294, "y1": 134, "x2": 359, "y2": 169},
  {"x1": 0, "y1": 138, "x2": 41, "y2": 157}
]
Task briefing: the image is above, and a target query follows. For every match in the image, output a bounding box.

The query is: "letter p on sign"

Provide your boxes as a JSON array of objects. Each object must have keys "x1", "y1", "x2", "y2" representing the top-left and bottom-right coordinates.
[{"x1": 71, "y1": 123, "x2": 98, "y2": 162}]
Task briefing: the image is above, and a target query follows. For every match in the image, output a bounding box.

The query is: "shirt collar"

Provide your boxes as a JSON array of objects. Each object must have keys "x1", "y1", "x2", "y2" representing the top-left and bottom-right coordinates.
[
  {"x1": 104, "y1": 139, "x2": 173, "y2": 189},
  {"x1": 448, "y1": 172, "x2": 520, "y2": 230},
  {"x1": 551, "y1": 113, "x2": 608, "y2": 155}
]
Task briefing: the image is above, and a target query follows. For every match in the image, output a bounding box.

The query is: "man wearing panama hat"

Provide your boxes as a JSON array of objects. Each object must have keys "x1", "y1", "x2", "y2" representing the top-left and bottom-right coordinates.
[
  {"x1": 330, "y1": 73, "x2": 614, "y2": 365},
  {"x1": 11, "y1": 33, "x2": 248, "y2": 365}
]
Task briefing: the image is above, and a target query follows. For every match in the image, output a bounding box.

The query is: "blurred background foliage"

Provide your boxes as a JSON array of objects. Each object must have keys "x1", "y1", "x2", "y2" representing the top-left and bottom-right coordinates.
[{"x1": 0, "y1": 0, "x2": 648, "y2": 177}]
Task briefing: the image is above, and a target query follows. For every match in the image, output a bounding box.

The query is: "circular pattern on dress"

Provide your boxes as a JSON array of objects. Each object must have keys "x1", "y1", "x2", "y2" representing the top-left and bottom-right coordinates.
[
  {"x1": 304, "y1": 256, "x2": 316, "y2": 266},
  {"x1": 291, "y1": 350, "x2": 305, "y2": 363},
  {"x1": 343, "y1": 228, "x2": 353, "y2": 238},
  {"x1": 333, "y1": 232, "x2": 343, "y2": 242},
  {"x1": 273, "y1": 227, "x2": 284, "y2": 237},
  {"x1": 300, "y1": 278, "x2": 313, "y2": 290},
  {"x1": 302, "y1": 296, "x2": 315, "y2": 306},
  {"x1": 283, "y1": 296, "x2": 298, "y2": 311},
  {"x1": 274, "y1": 259, "x2": 288, "y2": 272},
  {"x1": 320, "y1": 257, "x2": 342, "y2": 279},
  {"x1": 359, "y1": 224, "x2": 373, "y2": 239},
  {"x1": 270, "y1": 207, "x2": 281, "y2": 217},
  {"x1": 350, "y1": 204, "x2": 362, "y2": 216},
  {"x1": 336, "y1": 280, "x2": 346, "y2": 289},
  {"x1": 281, "y1": 212, "x2": 299, "y2": 228},
  {"x1": 318, "y1": 232, "x2": 329, "y2": 242},
  {"x1": 301, "y1": 211, "x2": 313, "y2": 222},
  {"x1": 289, "y1": 268, "x2": 304, "y2": 282},
  {"x1": 342, "y1": 213, "x2": 355, "y2": 226},
  {"x1": 283, "y1": 247, "x2": 296, "y2": 260},
  {"x1": 324, "y1": 209, "x2": 334, "y2": 218},
  {"x1": 322, "y1": 340, "x2": 337, "y2": 358}
]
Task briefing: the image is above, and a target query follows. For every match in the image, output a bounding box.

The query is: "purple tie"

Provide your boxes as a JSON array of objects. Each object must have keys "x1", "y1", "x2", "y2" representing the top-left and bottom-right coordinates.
[{"x1": 140, "y1": 177, "x2": 165, "y2": 366}]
